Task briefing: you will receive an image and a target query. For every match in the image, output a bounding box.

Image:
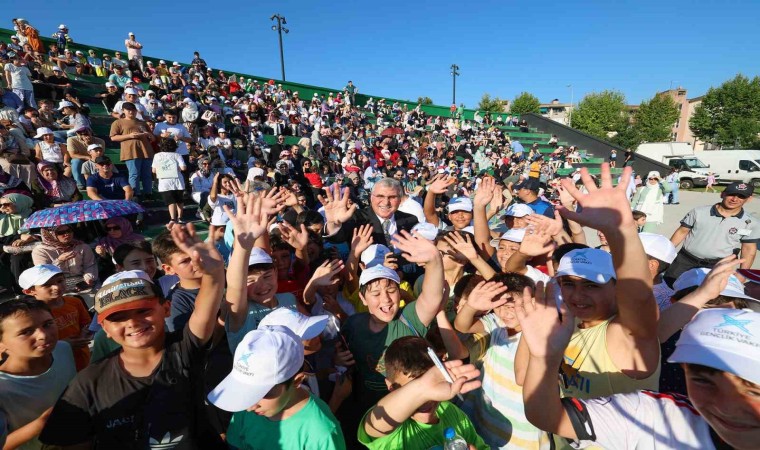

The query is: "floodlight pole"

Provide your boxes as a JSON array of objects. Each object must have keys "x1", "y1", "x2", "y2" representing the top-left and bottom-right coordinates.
[
  {"x1": 451, "y1": 64, "x2": 460, "y2": 105},
  {"x1": 271, "y1": 14, "x2": 288, "y2": 81}
]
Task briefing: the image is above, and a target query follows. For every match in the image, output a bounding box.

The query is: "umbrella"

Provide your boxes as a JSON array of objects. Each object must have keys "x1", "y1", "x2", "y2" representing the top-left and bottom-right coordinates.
[
  {"x1": 23, "y1": 200, "x2": 145, "y2": 229},
  {"x1": 381, "y1": 127, "x2": 403, "y2": 137}
]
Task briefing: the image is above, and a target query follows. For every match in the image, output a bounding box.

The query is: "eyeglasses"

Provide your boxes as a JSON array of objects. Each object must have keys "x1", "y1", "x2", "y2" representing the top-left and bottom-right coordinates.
[
  {"x1": 55, "y1": 228, "x2": 73, "y2": 236},
  {"x1": 106, "y1": 226, "x2": 121, "y2": 231}
]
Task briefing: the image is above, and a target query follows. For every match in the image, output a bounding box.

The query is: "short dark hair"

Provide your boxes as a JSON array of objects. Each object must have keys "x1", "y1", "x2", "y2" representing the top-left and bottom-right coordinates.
[
  {"x1": 385, "y1": 336, "x2": 433, "y2": 380},
  {"x1": 632, "y1": 210, "x2": 647, "y2": 221},
  {"x1": 0, "y1": 298, "x2": 51, "y2": 340},
  {"x1": 296, "y1": 211, "x2": 325, "y2": 227},
  {"x1": 151, "y1": 231, "x2": 184, "y2": 264},
  {"x1": 113, "y1": 241, "x2": 154, "y2": 266},
  {"x1": 552, "y1": 243, "x2": 590, "y2": 265},
  {"x1": 121, "y1": 101, "x2": 137, "y2": 111},
  {"x1": 158, "y1": 137, "x2": 178, "y2": 153}
]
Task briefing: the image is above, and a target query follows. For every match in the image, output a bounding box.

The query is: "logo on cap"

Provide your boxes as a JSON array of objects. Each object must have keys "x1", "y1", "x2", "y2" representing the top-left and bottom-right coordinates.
[
  {"x1": 716, "y1": 314, "x2": 753, "y2": 335},
  {"x1": 739, "y1": 183, "x2": 748, "y2": 190},
  {"x1": 236, "y1": 352, "x2": 255, "y2": 374}
]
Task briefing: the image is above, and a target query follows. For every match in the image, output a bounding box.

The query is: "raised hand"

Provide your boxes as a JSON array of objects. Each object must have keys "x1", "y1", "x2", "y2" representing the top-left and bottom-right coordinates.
[
  {"x1": 463, "y1": 280, "x2": 509, "y2": 312},
  {"x1": 518, "y1": 221, "x2": 556, "y2": 258},
  {"x1": 279, "y1": 222, "x2": 309, "y2": 250},
  {"x1": 309, "y1": 259, "x2": 345, "y2": 286},
  {"x1": 473, "y1": 176, "x2": 495, "y2": 208},
  {"x1": 524, "y1": 211, "x2": 564, "y2": 237},
  {"x1": 491, "y1": 184, "x2": 506, "y2": 213},
  {"x1": 391, "y1": 230, "x2": 441, "y2": 265},
  {"x1": 318, "y1": 183, "x2": 357, "y2": 226},
  {"x1": 350, "y1": 224, "x2": 374, "y2": 257},
  {"x1": 416, "y1": 359, "x2": 482, "y2": 402},
  {"x1": 693, "y1": 255, "x2": 746, "y2": 301},
  {"x1": 170, "y1": 222, "x2": 224, "y2": 275},
  {"x1": 261, "y1": 187, "x2": 288, "y2": 216},
  {"x1": 442, "y1": 231, "x2": 478, "y2": 262},
  {"x1": 281, "y1": 187, "x2": 299, "y2": 207},
  {"x1": 514, "y1": 282, "x2": 575, "y2": 358},
  {"x1": 558, "y1": 164, "x2": 635, "y2": 232},
  {"x1": 224, "y1": 193, "x2": 269, "y2": 249},
  {"x1": 427, "y1": 174, "x2": 456, "y2": 194}
]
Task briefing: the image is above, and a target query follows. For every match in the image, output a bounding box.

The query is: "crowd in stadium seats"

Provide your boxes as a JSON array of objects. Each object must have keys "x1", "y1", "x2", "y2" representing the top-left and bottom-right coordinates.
[{"x1": 1, "y1": 16, "x2": 760, "y2": 450}]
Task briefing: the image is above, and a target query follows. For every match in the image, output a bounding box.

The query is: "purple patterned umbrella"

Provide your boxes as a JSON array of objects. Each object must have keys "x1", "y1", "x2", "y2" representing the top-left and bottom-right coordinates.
[{"x1": 23, "y1": 200, "x2": 145, "y2": 229}]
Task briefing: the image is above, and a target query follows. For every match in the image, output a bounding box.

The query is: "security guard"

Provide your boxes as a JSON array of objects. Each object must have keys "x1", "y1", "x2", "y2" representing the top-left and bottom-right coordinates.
[{"x1": 664, "y1": 182, "x2": 760, "y2": 286}]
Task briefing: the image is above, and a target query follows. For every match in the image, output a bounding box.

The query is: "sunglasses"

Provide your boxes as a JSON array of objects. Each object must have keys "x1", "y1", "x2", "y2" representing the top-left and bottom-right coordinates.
[
  {"x1": 730, "y1": 194, "x2": 749, "y2": 199},
  {"x1": 106, "y1": 225, "x2": 121, "y2": 231},
  {"x1": 55, "y1": 228, "x2": 73, "y2": 236},
  {"x1": 0, "y1": 202, "x2": 12, "y2": 207}
]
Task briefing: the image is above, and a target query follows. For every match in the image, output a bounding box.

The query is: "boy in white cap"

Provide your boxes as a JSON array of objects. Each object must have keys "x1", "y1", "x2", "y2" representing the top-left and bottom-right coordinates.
[
  {"x1": 19, "y1": 264, "x2": 92, "y2": 371},
  {"x1": 639, "y1": 232, "x2": 678, "y2": 311},
  {"x1": 337, "y1": 231, "x2": 446, "y2": 447},
  {"x1": 423, "y1": 175, "x2": 473, "y2": 231},
  {"x1": 0, "y1": 298, "x2": 76, "y2": 450},
  {"x1": 518, "y1": 284, "x2": 760, "y2": 450},
  {"x1": 209, "y1": 326, "x2": 346, "y2": 449},
  {"x1": 515, "y1": 165, "x2": 660, "y2": 403},
  {"x1": 39, "y1": 223, "x2": 227, "y2": 449}
]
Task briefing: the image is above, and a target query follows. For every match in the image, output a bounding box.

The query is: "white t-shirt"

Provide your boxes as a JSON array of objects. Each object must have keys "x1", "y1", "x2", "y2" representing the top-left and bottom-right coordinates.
[
  {"x1": 0, "y1": 342, "x2": 76, "y2": 450},
  {"x1": 4, "y1": 63, "x2": 33, "y2": 90},
  {"x1": 151, "y1": 152, "x2": 186, "y2": 192},
  {"x1": 112, "y1": 100, "x2": 147, "y2": 120},
  {"x1": 153, "y1": 122, "x2": 191, "y2": 156},
  {"x1": 568, "y1": 391, "x2": 717, "y2": 450},
  {"x1": 207, "y1": 194, "x2": 237, "y2": 227}
]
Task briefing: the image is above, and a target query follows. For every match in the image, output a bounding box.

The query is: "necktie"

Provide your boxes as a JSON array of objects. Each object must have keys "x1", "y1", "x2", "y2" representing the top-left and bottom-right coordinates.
[{"x1": 382, "y1": 219, "x2": 392, "y2": 248}]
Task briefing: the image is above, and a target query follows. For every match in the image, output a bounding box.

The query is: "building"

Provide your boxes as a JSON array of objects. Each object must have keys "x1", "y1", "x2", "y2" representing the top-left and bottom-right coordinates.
[
  {"x1": 659, "y1": 87, "x2": 690, "y2": 142},
  {"x1": 539, "y1": 99, "x2": 573, "y2": 125}
]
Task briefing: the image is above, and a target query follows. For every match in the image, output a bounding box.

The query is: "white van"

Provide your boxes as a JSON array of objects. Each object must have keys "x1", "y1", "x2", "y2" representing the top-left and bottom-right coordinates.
[
  {"x1": 696, "y1": 150, "x2": 760, "y2": 188},
  {"x1": 636, "y1": 142, "x2": 710, "y2": 188}
]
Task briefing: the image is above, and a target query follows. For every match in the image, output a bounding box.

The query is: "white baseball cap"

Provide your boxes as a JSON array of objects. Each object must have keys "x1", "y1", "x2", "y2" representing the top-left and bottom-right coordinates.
[
  {"x1": 259, "y1": 308, "x2": 329, "y2": 340},
  {"x1": 361, "y1": 244, "x2": 391, "y2": 268},
  {"x1": 490, "y1": 228, "x2": 526, "y2": 248},
  {"x1": 669, "y1": 309, "x2": 760, "y2": 385},
  {"x1": 503, "y1": 203, "x2": 534, "y2": 218},
  {"x1": 359, "y1": 265, "x2": 400, "y2": 287},
  {"x1": 411, "y1": 222, "x2": 439, "y2": 241},
  {"x1": 19, "y1": 265, "x2": 62, "y2": 289},
  {"x1": 672, "y1": 268, "x2": 756, "y2": 304},
  {"x1": 33, "y1": 127, "x2": 54, "y2": 138},
  {"x1": 105, "y1": 82, "x2": 115, "y2": 88},
  {"x1": 557, "y1": 248, "x2": 616, "y2": 284},
  {"x1": 57, "y1": 100, "x2": 75, "y2": 110},
  {"x1": 639, "y1": 232, "x2": 677, "y2": 264},
  {"x1": 446, "y1": 197, "x2": 473, "y2": 213},
  {"x1": 102, "y1": 269, "x2": 153, "y2": 286},
  {"x1": 207, "y1": 326, "x2": 304, "y2": 412},
  {"x1": 87, "y1": 143, "x2": 103, "y2": 151},
  {"x1": 218, "y1": 128, "x2": 227, "y2": 133},
  {"x1": 248, "y1": 247, "x2": 273, "y2": 266},
  {"x1": 124, "y1": 88, "x2": 138, "y2": 95}
]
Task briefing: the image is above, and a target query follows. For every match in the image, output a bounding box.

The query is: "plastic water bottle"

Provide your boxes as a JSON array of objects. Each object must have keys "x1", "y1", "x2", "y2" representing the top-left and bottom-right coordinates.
[{"x1": 443, "y1": 427, "x2": 468, "y2": 450}]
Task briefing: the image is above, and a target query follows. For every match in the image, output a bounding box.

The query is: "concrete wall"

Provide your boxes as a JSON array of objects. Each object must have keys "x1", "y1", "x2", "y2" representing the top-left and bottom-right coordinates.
[{"x1": 521, "y1": 113, "x2": 671, "y2": 176}]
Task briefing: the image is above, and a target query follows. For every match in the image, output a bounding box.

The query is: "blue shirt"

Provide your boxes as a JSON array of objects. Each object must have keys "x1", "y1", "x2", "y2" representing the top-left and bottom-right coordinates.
[
  {"x1": 527, "y1": 198, "x2": 555, "y2": 218},
  {"x1": 512, "y1": 140, "x2": 524, "y2": 154},
  {"x1": 1, "y1": 91, "x2": 23, "y2": 111},
  {"x1": 86, "y1": 173, "x2": 129, "y2": 199}
]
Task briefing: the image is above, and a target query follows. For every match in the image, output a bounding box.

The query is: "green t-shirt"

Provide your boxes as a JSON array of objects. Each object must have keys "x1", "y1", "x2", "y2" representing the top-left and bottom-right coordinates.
[
  {"x1": 227, "y1": 392, "x2": 345, "y2": 450},
  {"x1": 90, "y1": 328, "x2": 121, "y2": 363},
  {"x1": 342, "y1": 301, "x2": 430, "y2": 398},
  {"x1": 358, "y1": 401, "x2": 488, "y2": 450}
]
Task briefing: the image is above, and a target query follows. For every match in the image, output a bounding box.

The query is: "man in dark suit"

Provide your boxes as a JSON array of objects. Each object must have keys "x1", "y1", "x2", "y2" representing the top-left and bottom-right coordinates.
[{"x1": 321, "y1": 178, "x2": 418, "y2": 247}]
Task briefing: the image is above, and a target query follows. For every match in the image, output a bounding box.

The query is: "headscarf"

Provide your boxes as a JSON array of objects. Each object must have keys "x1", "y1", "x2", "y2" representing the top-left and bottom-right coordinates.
[
  {"x1": 96, "y1": 217, "x2": 145, "y2": 254},
  {"x1": 0, "y1": 193, "x2": 33, "y2": 237},
  {"x1": 36, "y1": 161, "x2": 60, "y2": 198},
  {"x1": 41, "y1": 226, "x2": 83, "y2": 251}
]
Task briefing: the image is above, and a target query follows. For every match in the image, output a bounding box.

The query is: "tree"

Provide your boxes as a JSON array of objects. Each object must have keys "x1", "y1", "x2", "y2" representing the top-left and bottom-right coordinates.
[
  {"x1": 690, "y1": 74, "x2": 760, "y2": 149},
  {"x1": 477, "y1": 93, "x2": 506, "y2": 114},
  {"x1": 511, "y1": 92, "x2": 541, "y2": 115},
  {"x1": 571, "y1": 90, "x2": 628, "y2": 139},
  {"x1": 632, "y1": 93, "x2": 680, "y2": 143},
  {"x1": 417, "y1": 96, "x2": 433, "y2": 105}
]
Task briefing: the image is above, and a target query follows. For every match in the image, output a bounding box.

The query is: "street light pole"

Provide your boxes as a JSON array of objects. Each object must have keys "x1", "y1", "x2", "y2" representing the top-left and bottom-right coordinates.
[
  {"x1": 270, "y1": 14, "x2": 289, "y2": 81},
  {"x1": 567, "y1": 84, "x2": 574, "y2": 127},
  {"x1": 450, "y1": 64, "x2": 460, "y2": 105}
]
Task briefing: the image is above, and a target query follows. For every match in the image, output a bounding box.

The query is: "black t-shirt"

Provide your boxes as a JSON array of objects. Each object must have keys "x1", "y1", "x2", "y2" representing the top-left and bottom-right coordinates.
[{"x1": 40, "y1": 326, "x2": 209, "y2": 450}]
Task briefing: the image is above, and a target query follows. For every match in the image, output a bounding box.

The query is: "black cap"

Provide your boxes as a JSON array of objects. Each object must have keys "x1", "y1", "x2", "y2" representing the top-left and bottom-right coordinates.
[
  {"x1": 724, "y1": 182, "x2": 754, "y2": 197},
  {"x1": 94, "y1": 156, "x2": 112, "y2": 165},
  {"x1": 515, "y1": 178, "x2": 541, "y2": 192}
]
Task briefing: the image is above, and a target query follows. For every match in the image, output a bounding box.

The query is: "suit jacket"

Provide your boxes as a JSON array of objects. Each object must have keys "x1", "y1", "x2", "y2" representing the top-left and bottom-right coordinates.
[{"x1": 326, "y1": 207, "x2": 419, "y2": 247}]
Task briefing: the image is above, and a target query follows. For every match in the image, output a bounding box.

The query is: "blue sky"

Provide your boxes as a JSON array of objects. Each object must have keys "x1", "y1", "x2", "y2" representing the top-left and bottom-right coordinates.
[{"x1": 14, "y1": 0, "x2": 760, "y2": 108}]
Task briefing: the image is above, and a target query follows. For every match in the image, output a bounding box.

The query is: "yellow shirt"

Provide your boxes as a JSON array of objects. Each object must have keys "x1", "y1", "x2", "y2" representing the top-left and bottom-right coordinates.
[{"x1": 560, "y1": 317, "x2": 660, "y2": 399}]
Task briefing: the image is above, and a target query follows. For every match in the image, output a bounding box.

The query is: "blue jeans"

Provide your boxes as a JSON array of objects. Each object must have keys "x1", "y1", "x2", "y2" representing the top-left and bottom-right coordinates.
[
  {"x1": 125, "y1": 158, "x2": 153, "y2": 197},
  {"x1": 669, "y1": 182, "x2": 680, "y2": 203},
  {"x1": 71, "y1": 158, "x2": 85, "y2": 188}
]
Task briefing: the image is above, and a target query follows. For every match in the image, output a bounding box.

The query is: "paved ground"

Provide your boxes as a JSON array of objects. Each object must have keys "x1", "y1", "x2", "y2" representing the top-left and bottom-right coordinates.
[{"x1": 584, "y1": 190, "x2": 760, "y2": 269}]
